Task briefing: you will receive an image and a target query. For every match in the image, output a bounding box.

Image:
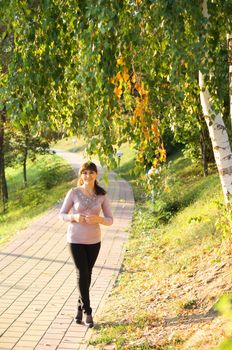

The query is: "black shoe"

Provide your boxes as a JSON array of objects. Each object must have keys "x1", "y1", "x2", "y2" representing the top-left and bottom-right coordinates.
[
  {"x1": 84, "y1": 314, "x2": 94, "y2": 328},
  {"x1": 75, "y1": 309, "x2": 83, "y2": 324}
]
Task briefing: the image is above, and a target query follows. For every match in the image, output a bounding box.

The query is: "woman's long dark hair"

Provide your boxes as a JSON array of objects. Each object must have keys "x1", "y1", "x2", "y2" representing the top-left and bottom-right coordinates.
[{"x1": 77, "y1": 161, "x2": 106, "y2": 195}]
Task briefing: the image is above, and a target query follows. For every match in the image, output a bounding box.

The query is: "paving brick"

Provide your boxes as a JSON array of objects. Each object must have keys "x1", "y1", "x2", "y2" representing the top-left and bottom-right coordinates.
[
  {"x1": 0, "y1": 151, "x2": 134, "y2": 350},
  {"x1": 0, "y1": 345, "x2": 18, "y2": 350}
]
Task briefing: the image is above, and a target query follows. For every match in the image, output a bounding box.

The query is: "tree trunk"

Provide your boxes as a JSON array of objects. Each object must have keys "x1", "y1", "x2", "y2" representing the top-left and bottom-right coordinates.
[
  {"x1": 197, "y1": 114, "x2": 213, "y2": 177},
  {"x1": 199, "y1": 131, "x2": 208, "y2": 177},
  {"x1": 23, "y1": 147, "x2": 28, "y2": 187},
  {"x1": 0, "y1": 110, "x2": 8, "y2": 211},
  {"x1": 199, "y1": 0, "x2": 232, "y2": 202},
  {"x1": 22, "y1": 126, "x2": 30, "y2": 187},
  {"x1": 228, "y1": 34, "x2": 232, "y2": 127},
  {"x1": 199, "y1": 71, "x2": 232, "y2": 202}
]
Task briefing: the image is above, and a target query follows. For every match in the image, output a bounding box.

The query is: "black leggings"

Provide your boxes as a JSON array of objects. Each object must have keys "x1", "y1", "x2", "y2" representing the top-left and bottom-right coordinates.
[{"x1": 69, "y1": 242, "x2": 101, "y2": 315}]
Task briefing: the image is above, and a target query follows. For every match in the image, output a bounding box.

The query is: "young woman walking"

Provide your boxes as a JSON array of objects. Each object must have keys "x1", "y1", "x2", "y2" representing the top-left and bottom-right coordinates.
[{"x1": 59, "y1": 161, "x2": 113, "y2": 327}]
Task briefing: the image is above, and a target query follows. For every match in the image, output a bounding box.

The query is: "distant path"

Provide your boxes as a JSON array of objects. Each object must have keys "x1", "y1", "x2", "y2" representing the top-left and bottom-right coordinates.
[{"x1": 0, "y1": 150, "x2": 134, "y2": 350}]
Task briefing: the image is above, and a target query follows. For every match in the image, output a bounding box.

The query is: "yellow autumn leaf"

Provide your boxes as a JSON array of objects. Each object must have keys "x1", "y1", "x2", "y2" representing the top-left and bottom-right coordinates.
[
  {"x1": 159, "y1": 147, "x2": 166, "y2": 161},
  {"x1": 131, "y1": 114, "x2": 137, "y2": 124},
  {"x1": 127, "y1": 80, "x2": 132, "y2": 90},
  {"x1": 117, "y1": 56, "x2": 124, "y2": 66},
  {"x1": 135, "y1": 82, "x2": 142, "y2": 96},
  {"x1": 134, "y1": 104, "x2": 143, "y2": 117},
  {"x1": 151, "y1": 122, "x2": 159, "y2": 135},
  {"x1": 116, "y1": 71, "x2": 123, "y2": 82},
  {"x1": 143, "y1": 94, "x2": 149, "y2": 106},
  {"x1": 114, "y1": 86, "x2": 122, "y2": 98},
  {"x1": 164, "y1": 185, "x2": 171, "y2": 193},
  {"x1": 140, "y1": 81, "x2": 146, "y2": 95},
  {"x1": 142, "y1": 129, "x2": 149, "y2": 138},
  {"x1": 132, "y1": 73, "x2": 137, "y2": 83},
  {"x1": 110, "y1": 76, "x2": 115, "y2": 84},
  {"x1": 122, "y1": 67, "x2": 130, "y2": 81},
  {"x1": 143, "y1": 138, "x2": 148, "y2": 146},
  {"x1": 153, "y1": 158, "x2": 158, "y2": 168}
]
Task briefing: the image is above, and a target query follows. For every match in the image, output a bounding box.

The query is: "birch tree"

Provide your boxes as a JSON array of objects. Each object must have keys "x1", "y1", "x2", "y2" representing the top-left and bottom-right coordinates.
[
  {"x1": 228, "y1": 34, "x2": 232, "y2": 124},
  {"x1": 199, "y1": 0, "x2": 232, "y2": 202}
]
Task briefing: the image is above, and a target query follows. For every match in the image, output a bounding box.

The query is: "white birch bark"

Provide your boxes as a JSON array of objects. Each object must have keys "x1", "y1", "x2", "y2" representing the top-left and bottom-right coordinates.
[
  {"x1": 199, "y1": 72, "x2": 232, "y2": 202},
  {"x1": 227, "y1": 34, "x2": 232, "y2": 126},
  {"x1": 199, "y1": 0, "x2": 232, "y2": 203}
]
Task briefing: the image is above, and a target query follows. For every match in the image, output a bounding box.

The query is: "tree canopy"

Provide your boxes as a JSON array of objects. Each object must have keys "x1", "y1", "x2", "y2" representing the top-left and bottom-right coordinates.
[{"x1": 1, "y1": 0, "x2": 232, "y2": 177}]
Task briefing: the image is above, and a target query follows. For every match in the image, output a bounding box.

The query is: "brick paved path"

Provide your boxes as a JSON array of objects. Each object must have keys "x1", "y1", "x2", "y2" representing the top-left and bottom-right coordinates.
[{"x1": 0, "y1": 150, "x2": 134, "y2": 350}]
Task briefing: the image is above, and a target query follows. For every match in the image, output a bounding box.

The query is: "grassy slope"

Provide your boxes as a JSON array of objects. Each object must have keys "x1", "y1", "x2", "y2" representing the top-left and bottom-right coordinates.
[
  {"x1": 0, "y1": 153, "x2": 75, "y2": 246},
  {"x1": 91, "y1": 152, "x2": 232, "y2": 350},
  {"x1": 52, "y1": 136, "x2": 86, "y2": 152}
]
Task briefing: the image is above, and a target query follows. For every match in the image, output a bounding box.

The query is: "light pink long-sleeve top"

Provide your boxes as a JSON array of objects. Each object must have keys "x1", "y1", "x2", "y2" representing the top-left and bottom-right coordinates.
[{"x1": 59, "y1": 187, "x2": 113, "y2": 244}]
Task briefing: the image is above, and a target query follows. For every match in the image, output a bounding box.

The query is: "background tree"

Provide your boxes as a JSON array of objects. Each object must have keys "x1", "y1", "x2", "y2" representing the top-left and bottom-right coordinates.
[
  {"x1": 0, "y1": 1, "x2": 62, "y2": 210},
  {"x1": 0, "y1": 109, "x2": 8, "y2": 211},
  {"x1": 8, "y1": 125, "x2": 50, "y2": 187},
  {"x1": 0, "y1": 8, "x2": 14, "y2": 211}
]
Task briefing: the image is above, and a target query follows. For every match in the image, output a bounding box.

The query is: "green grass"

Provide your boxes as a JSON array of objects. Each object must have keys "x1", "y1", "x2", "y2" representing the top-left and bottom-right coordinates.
[
  {"x1": 0, "y1": 153, "x2": 75, "y2": 246},
  {"x1": 91, "y1": 150, "x2": 225, "y2": 349},
  {"x1": 113, "y1": 143, "x2": 137, "y2": 179},
  {"x1": 52, "y1": 136, "x2": 86, "y2": 152}
]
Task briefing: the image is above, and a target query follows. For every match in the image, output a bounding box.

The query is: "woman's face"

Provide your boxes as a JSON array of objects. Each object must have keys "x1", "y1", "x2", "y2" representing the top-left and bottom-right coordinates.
[{"x1": 81, "y1": 169, "x2": 97, "y2": 185}]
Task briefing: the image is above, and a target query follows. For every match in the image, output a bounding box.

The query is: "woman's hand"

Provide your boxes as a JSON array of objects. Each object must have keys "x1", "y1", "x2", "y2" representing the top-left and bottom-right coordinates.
[
  {"x1": 84, "y1": 215, "x2": 100, "y2": 225},
  {"x1": 71, "y1": 214, "x2": 86, "y2": 224}
]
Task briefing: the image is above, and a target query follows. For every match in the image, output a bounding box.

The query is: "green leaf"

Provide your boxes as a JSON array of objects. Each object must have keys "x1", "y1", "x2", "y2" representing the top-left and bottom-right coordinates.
[{"x1": 215, "y1": 339, "x2": 232, "y2": 350}]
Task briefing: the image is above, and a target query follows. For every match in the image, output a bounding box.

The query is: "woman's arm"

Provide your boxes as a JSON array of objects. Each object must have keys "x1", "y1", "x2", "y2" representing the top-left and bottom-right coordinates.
[
  {"x1": 99, "y1": 195, "x2": 113, "y2": 226},
  {"x1": 59, "y1": 189, "x2": 74, "y2": 222}
]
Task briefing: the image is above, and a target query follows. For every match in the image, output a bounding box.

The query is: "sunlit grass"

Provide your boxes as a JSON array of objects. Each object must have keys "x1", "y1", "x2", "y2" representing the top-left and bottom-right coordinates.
[
  {"x1": 113, "y1": 143, "x2": 137, "y2": 177},
  {"x1": 91, "y1": 151, "x2": 224, "y2": 349},
  {"x1": 0, "y1": 153, "x2": 75, "y2": 246},
  {"x1": 52, "y1": 136, "x2": 86, "y2": 152}
]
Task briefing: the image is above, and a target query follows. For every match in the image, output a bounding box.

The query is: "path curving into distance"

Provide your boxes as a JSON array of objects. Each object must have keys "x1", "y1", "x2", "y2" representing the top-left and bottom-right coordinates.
[{"x1": 0, "y1": 150, "x2": 134, "y2": 350}]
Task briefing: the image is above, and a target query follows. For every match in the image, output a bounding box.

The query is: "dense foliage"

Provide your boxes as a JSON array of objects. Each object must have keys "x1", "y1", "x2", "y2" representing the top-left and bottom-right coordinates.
[
  {"x1": 0, "y1": 0, "x2": 232, "y2": 207},
  {"x1": 1, "y1": 1, "x2": 231, "y2": 166}
]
